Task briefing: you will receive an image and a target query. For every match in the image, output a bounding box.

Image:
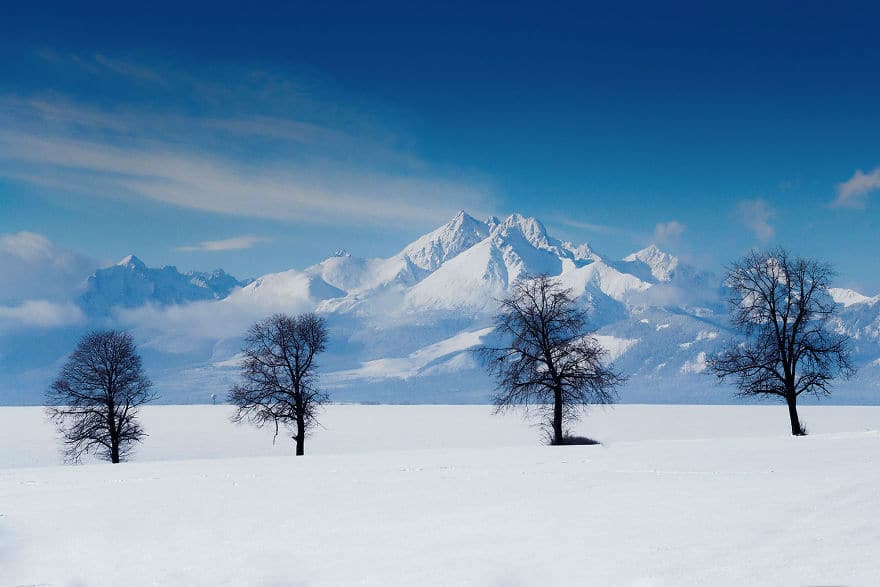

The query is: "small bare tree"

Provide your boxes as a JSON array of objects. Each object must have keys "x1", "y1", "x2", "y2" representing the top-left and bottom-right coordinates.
[
  {"x1": 476, "y1": 274, "x2": 625, "y2": 444},
  {"x1": 46, "y1": 330, "x2": 155, "y2": 463},
  {"x1": 229, "y1": 313, "x2": 329, "y2": 456},
  {"x1": 708, "y1": 248, "x2": 854, "y2": 435}
]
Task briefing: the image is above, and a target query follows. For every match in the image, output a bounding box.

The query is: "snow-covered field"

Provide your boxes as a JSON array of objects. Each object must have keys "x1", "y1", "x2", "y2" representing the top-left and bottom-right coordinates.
[{"x1": 2, "y1": 404, "x2": 879, "y2": 585}]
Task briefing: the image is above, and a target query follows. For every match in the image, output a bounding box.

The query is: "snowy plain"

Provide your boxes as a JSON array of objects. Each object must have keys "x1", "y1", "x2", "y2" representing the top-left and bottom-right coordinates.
[{"x1": 1, "y1": 404, "x2": 879, "y2": 586}]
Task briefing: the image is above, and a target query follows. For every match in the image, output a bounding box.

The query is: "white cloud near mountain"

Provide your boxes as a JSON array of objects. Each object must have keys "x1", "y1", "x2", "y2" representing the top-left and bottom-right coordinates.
[
  {"x1": 0, "y1": 231, "x2": 57, "y2": 262},
  {"x1": 737, "y1": 198, "x2": 775, "y2": 241},
  {"x1": 0, "y1": 231, "x2": 94, "y2": 305},
  {"x1": 0, "y1": 300, "x2": 84, "y2": 330},
  {"x1": 177, "y1": 236, "x2": 271, "y2": 252},
  {"x1": 115, "y1": 269, "x2": 322, "y2": 352},
  {"x1": 833, "y1": 167, "x2": 880, "y2": 209},
  {"x1": 653, "y1": 221, "x2": 686, "y2": 244}
]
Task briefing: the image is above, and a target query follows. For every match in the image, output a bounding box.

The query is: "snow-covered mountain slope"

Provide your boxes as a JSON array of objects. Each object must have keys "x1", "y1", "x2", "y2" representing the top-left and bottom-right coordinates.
[
  {"x1": 620, "y1": 244, "x2": 679, "y2": 282},
  {"x1": 829, "y1": 287, "x2": 880, "y2": 308},
  {"x1": 237, "y1": 269, "x2": 344, "y2": 307},
  {"x1": 79, "y1": 255, "x2": 251, "y2": 315},
  {"x1": 830, "y1": 289, "x2": 880, "y2": 359},
  {"x1": 2, "y1": 211, "x2": 878, "y2": 405}
]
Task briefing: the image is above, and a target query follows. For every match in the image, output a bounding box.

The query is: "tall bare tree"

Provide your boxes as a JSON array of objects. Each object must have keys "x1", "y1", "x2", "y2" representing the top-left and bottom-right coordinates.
[
  {"x1": 708, "y1": 248, "x2": 854, "y2": 435},
  {"x1": 476, "y1": 275, "x2": 625, "y2": 444},
  {"x1": 46, "y1": 330, "x2": 155, "y2": 463},
  {"x1": 229, "y1": 313, "x2": 329, "y2": 456}
]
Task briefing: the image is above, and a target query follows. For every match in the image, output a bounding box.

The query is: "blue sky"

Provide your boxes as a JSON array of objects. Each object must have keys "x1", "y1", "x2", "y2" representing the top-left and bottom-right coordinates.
[{"x1": 1, "y1": 1, "x2": 879, "y2": 291}]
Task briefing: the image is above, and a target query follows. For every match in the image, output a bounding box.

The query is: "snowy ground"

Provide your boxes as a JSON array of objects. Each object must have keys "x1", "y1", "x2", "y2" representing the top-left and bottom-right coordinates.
[{"x1": 1, "y1": 404, "x2": 879, "y2": 585}]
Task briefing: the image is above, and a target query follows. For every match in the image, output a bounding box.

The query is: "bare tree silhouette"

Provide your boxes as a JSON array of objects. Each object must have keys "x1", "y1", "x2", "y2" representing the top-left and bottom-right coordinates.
[
  {"x1": 475, "y1": 274, "x2": 625, "y2": 444},
  {"x1": 47, "y1": 330, "x2": 155, "y2": 463},
  {"x1": 229, "y1": 313, "x2": 329, "y2": 455},
  {"x1": 708, "y1": 248, "x2": 854, "y2": 435}
]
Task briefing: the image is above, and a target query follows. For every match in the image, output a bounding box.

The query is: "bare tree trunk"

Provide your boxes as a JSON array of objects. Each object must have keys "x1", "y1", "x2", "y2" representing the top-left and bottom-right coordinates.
[
  {"x1": 108, "y1": 406, "x2": 120, "y2": 463},
  {"x1": 786, "y1": 394, "x2": 804, "y2": 436},
  {"x1": 552, "y1": 387, "x2": 564, "y2": 444},
  {"x1": 295, "y1": 414, "x2": 305, "y2": 456}
]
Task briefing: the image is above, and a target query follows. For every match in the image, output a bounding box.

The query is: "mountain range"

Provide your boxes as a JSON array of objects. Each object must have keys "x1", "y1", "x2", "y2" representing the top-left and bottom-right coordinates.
[{"x1": 2, "y1": 211, "x2": 878, "y2": 405}]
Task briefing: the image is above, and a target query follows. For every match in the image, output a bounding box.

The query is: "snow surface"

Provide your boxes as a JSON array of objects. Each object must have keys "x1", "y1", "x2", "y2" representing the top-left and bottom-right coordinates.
[{"x1": 2, "y1": 404, "x2": 879, "y2": 585}]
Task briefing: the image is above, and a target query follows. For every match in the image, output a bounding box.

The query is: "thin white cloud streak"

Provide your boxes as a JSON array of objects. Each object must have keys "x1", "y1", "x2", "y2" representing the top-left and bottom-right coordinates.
[
  {"x1": 0, "y1": 53, "x2": 497, "y2": 228},
  {"x1": 0, "y1": 96, "x2": 422, "y2": 169},
  {"x1": 833, "y1": 168, "x2": 880, "y2": 209},
  {"x1": 653, "y1": 220, "x2": 686, "y2": 243},
  {"x1": 177, "y1": 236, "x2": 270, "y2": 252},
  {"x1": 0, "y1": 129, "x2": 493, "y2": 226},
  {"x1": 556, "y1": 218, "x2": 627, "y2": 235},
  {"x1": 737, "y1": 198, "x2": 775, "y2": 241}
]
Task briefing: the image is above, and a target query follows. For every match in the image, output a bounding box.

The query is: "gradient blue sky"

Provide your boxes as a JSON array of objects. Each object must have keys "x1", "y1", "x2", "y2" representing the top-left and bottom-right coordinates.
[{"x1": 1, "y1": 1, "x2": 879, "y2": 291}]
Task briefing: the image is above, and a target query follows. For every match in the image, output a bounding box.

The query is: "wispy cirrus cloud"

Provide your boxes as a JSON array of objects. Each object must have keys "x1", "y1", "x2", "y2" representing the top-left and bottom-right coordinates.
[
  {"x1": 177, "y1": 236, "x2": 271, "y2": 252},
  {"x1": 555, "y1": 217, "x2": 630, "y2": 236},
  {"x1": 0, "y1": 52, "x2": 496, "y2": 229},
  {"x1": 737, "y1": 198, "x2": 775, "y2": 241},
  {"x1": 832, "y1": 167, "x2": 880, "y2": 209}
]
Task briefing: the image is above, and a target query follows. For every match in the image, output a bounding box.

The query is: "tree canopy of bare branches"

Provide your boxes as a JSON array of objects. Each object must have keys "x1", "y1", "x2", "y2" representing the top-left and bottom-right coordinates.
[
  {"x1": 46, "y1": 330, "x2": 155, "y2": 463},
  {"x1": 229, "y1": 313, "x2": 329, "y2": 456},
  {"x1": 708, "y1": 248, "x2": 854, "y2": 435},
  {"x1": 475, "y1": 274, "x2": 625, "y2": 444}
]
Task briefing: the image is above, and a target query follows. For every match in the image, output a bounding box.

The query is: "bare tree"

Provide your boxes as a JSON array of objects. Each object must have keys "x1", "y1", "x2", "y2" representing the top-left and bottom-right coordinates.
[
  {"x1": 46, "y1": 330, "x2": 155, "y2": 463},
  {"x1": 708, "y1": 248, "x2": 854, "y2": 435},
  {"x1": 475, "y1": 274, "x2": 625, "y2": 444},
  {"x1": 229, "y1": 313, "x2": 329, "y2": 456}
]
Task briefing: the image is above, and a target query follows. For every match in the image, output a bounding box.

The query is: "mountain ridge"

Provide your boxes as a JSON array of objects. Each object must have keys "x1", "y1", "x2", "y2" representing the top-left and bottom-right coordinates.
[{"x1": 2, "y1": 211, "x2": 878, "y2": 405}]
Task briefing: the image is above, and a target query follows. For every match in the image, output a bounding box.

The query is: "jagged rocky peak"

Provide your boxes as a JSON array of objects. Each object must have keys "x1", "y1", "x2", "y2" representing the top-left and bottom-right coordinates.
[
  {"x1": 399, "y1": 210, "x2": 491, "y2": 272},
  {"x1": 562, "y1": 241, "x2": 600, "y2": 262},
  {"x1": 495, "y1": 213, "x2": 547, "y2": 237},
  {"x1": 80, "y1": 255, "x2": 249, "y2": 313},
  {"x1": 488, "y1": 213, "x2": 557, "y2": 251}
]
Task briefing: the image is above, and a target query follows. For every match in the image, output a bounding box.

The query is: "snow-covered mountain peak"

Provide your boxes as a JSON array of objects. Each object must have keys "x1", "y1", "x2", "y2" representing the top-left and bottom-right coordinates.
[
  {"x1": 562, "y1": 241, "x2": 601, "y2": 263},
  {"x1": 622, "y1": 245, "x2": 679, "y2": 282},
  {"x1": 116, "y1": 254, "x2": 147, "y2": 270},
  {"x1": 490, "y1": 213, "x2": 558, "y2": 252},
  {"x1": 399, "y1": 210, "x2": 490, "y2": 272},
  {"x1": 495, "y1": 213, "x2": 546, "y2": 237}
]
